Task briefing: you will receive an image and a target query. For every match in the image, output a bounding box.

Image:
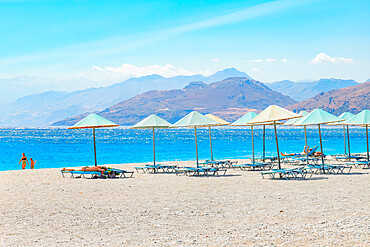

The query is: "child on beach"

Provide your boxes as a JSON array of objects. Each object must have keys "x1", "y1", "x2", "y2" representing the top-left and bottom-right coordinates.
[
  {"x1": 30, "y1": 158, "x2": 36, "y2": 169},
  {"x1": 18, "y1": 153, "x2": 29, "y2": 169}
]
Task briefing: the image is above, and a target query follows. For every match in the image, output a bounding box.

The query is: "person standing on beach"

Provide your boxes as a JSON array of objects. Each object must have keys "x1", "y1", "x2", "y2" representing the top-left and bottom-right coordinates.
[
  {"x1": 19, "y1": 153, "x2": 29, "y2": 169},
  {"x1": 30, "y1": 158, "x2": 36, "y2": 169}
]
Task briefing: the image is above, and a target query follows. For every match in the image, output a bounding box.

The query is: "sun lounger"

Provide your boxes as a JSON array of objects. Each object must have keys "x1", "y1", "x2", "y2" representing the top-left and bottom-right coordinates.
[
  {"x1": 334, "y1": 155, "x2": 362, "y2": 161},
  {"x1": 261, "y1": 169, "x2": 295, "y2": 179},
  {"x1": 175, "y1": 166, "x2": 227, "y2": 176},
  {"x1": 232, "y1": 162, "x2": 272, "y2": 171},
  {"x1": 135, "y1": 164, "x2": 178, "y2": 173},
  {"x1": 106, "y1": 168, "x2": 134, "y2": 178},
  {"x1": 61, "y1": 170, "x2": 103, "y2": 178},
  {"x1": 261, "y1": 167, "x2": 313, "y2": 180},
  {"x1": 62, "y1": 167, "x2": 133, "y2": 178},
  {"x1": 346, "y1": 161, "x2": 370, "y2": 169},
  {"x1": 281, "y1": 146, "x2": 318, "y2": 158}
]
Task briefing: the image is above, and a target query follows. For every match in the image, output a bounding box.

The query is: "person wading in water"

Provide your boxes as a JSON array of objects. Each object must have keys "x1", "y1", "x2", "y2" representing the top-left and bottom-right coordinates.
[{"x1": 19, "y1": 153, "x2": 29, "y2": 169}]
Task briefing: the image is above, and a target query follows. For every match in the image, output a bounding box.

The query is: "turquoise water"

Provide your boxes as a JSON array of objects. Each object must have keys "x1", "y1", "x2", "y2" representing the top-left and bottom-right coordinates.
[{"x1": 0, "y1": 126, "x2": 368, "y2": 171}]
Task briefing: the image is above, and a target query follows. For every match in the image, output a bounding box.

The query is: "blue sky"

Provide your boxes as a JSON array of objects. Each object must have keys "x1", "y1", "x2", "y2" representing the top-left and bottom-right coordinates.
[{"x1": 0, "y1": 0, "x2": 369, "y2": 86}]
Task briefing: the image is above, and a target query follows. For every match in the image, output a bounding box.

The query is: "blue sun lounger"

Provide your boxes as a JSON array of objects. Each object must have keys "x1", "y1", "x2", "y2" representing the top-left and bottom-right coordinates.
[
  {"x1": 175, "y1": 166, "x2": 227, "y2": 176},
  {"x1": 61, "y1": 170, "x2": 103, "y2": 178},
  {"x1": 232, "y1": 162, "x2": 273, "y2": 171},
  {"x1": 346, "y1": 161, "x2": 370, "y2": 169},
  {"x1": 135, "y1": 164, "x2": 177, "y2": 173},
  {"x1": 61, "y1": 168, "x2": 134, "y2": 178},
  {"x1": 261, "y1": 167, "x2": 313, "y2": 180}
]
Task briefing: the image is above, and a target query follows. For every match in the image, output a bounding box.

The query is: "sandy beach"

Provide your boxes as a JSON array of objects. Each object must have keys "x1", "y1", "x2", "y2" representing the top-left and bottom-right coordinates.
[{"x1": 0, "y1": 160, "x2": 369, "y2": 246}]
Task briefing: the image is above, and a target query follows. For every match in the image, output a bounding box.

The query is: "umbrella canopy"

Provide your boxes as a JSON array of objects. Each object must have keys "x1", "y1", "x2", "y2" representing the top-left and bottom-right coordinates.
[
  {"x1": 284, "y1": 111, "x2": 309, "y2": 126},
  {"x1": 132, "y1": 114, "x2": 172, "y2": 129},
  {"x1": 69, "y1": 113, "x2": 119, "y2": 129},
  {"x1": 248, "y1": 105, "x2": 300, "y2": 169},
  {"x1": 344, "y1": 110, "x2": 370, "y2": 125},
  {"x1": 344, "y1": 110, "x2": 370, "y2": 161},
  {"x1": 173, "y1": 111, "x2": 219, "y2": 127},
  {"x1": 205, "y1": 114, "x2": 229, "y2": 161},
  {"x1": 205, "y1": 114, "x2": 230, "y2": 126},
  {"x1": 293, "y1": 109, "x2": 342, "y2": 126},
  {"x1": 293, "y1": 109, "x2": 342, "y2": 164},
  {"x1": 248, "y1": 105, "x2": 301, "y2": 124},
  {"x1": 131, "y1": 114, "x2": 172, "y2": 166},
  {"x1": 173, "y1": 111, "x2": 219, "y2": 167},
  {"x1": 68, "y1": 114, "x2": 119, "y2": 166},
  {"x1": 231, "y1": 112, "x2": 258, "y2": 126}
]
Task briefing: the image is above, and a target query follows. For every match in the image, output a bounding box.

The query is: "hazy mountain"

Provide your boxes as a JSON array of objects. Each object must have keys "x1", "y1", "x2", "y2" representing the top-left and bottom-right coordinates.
[
  {"x1": 0, "y1": 68, "x2": 250, "y2": 126},
  {"x1": 0, "y1": 76, "x2": 95, "y2": 105},
  {"x1": 53, "y1": 77, "x2": 297, "y2": 126},
  {"x1": 289, "y1": 82, "x2": 370, "y2": 115},
  {"x1": 266, "y1": 78, "x2": 359, "y2": 101}
]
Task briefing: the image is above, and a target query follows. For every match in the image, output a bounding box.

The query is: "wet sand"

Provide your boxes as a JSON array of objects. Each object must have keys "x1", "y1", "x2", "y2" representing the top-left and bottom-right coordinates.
[{"x1": 0, "y1": 160, "x2": 369, "y2": 246}]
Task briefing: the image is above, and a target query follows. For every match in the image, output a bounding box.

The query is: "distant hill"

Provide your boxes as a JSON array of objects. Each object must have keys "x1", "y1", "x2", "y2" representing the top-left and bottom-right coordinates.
[
  {"x1": 0, "y1": 76, "x2": 95, "y2": 105},
  {"x1": 53, "y1": 77, "x2": 297, "y2": 126},
  {"x1": 0, "y1": 68, "x2": 250, "y2": 126},
  {"x1": 266, "y1": 78, "x2": 358, "y2": 101},
  {"x1": 289, "y1": 82, "x2": 370, "y2": 114}
]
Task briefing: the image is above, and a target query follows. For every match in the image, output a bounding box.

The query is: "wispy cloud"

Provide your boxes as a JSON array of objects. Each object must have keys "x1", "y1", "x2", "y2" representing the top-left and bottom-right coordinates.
[
  {"x1": 310, "y1": 53, "x2": 354, "y2": 64},
  {"x1": 252, "y1": 67, "x2": 261, "y2": 72},
  {"x1": 282, "y1": 58, "x2": 288, "y2": 62},
  {"x1": 211, "y1": 58, "x2": 220, "y2": 62},
  {"x1": 166, "y1": 0, "x2": 320, "y2": 35},
  {"x1": 92, "y1": 63, "x2": 199, "y2": 78},
  {"x1": 0, "y1": 0, "x2": 320, "y2": 66},
  {"x1": 247, "y1": 58, "x2": 277, "y2": 63}
]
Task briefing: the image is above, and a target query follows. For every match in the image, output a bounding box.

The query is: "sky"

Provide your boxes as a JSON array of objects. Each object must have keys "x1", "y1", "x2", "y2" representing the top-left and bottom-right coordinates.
[{"x1": 0, "y1": 0, "x2": 369, "y2": 87}]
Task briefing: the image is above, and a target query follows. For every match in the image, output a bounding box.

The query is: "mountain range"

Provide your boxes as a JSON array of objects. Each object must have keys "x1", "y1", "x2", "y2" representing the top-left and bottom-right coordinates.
[
  {"x1": 53, "y1": 77, "x2": 297, "y2": 126},
  {"x1": 266, "y1": 78, "x2": 359, "y2": 101},
  {"x1": 0, "y1": 68, "x2": 249, "y2": 126},
  {"x1": 0, "y1": 67, "x2": 367, "y2": 126},
  {"x1": 289, "y1": 82, "x2": 370, "y2": 115}
]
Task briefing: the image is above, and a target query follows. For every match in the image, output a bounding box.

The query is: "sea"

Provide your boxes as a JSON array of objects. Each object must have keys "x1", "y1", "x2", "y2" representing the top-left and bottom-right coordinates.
[{"x1": 0, "y1": 126, "x2": 368, "y2": 171}]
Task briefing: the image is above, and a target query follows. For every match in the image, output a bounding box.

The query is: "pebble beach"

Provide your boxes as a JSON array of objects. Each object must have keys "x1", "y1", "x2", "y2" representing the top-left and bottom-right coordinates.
[{"x1": 0, "y1": 160, "x2": 369, "y2": 246}]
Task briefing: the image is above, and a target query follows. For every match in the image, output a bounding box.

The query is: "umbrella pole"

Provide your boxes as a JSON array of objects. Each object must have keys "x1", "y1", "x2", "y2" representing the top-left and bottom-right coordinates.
[
  {"x1": 318, "y1": 124, "x2": 324, "y2": 165},
  {"x1": 346, "y1": 125, "x2": 351, "y2": 156},
  {"x1": 195, "y1": 127, "x2": 199, "y2": 168},
  {"x1": 262, "y1": 125, "x2": 266, "y2": 162},
  {"x1": 251, "y1": 125, "x2": 255, "y2": 165},
  {"x1": 366, "y1": 125, "x2": 369, "y2": 162},
  {"x1": 343, "y1": 125, "x2": 347, "y2": 155},
  {"x1": 208, "y1": 126, "x2": 213, "y2": 161},
  {"x1": 273, "y1": 121, "x2": 281, "y2": 170},
  {"x1": 153, "y1": 127, "x2": 156, "y2": 166},
  {"x1": 93, "y1": 128, "x2": 97, "y2": 166},
  {"x1": 304, "y1": 126, "x2": 308, "y2": 165}
]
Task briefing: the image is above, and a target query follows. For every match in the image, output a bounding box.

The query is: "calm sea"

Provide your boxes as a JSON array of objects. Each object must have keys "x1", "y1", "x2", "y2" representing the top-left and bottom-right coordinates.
[{"x1": 0, "y1": 126, "x2": 367, "y2": 171}]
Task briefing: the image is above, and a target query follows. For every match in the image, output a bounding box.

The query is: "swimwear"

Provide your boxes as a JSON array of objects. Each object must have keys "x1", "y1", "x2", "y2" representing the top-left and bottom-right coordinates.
[{"x1": 22, "y1": 160, "x2": 27, "y2": 169}]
